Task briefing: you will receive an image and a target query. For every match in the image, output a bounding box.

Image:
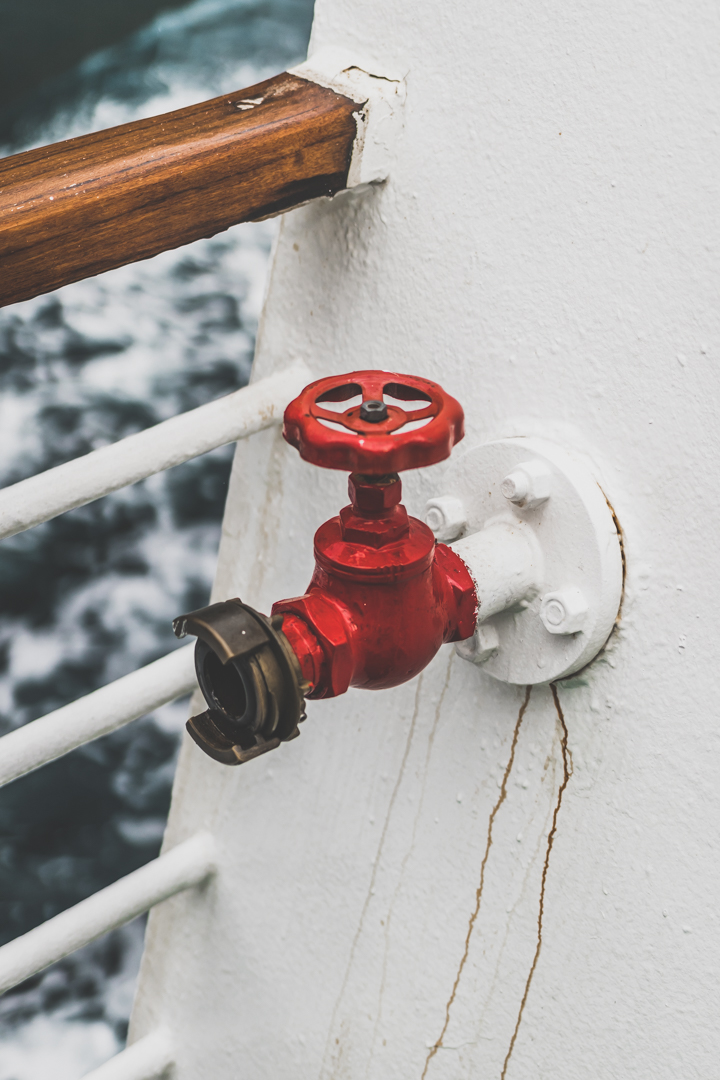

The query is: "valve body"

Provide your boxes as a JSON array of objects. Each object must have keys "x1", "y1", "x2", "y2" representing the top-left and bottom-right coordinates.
[
  {"x1": 274, "y1": 474, "x2": 477, "y2": 698},
  {"x1": 175, "y1": 370, "x2": 474, "y2": 765}
]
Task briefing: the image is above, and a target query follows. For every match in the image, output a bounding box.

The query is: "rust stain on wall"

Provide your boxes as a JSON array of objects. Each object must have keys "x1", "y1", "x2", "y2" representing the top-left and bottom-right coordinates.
[
  {"x1": 499, "y1": 683, "x2": 573, "y2": 1079},
  {"x1": 421, "y1": 686, "x2": 532, "y2": 1079}
]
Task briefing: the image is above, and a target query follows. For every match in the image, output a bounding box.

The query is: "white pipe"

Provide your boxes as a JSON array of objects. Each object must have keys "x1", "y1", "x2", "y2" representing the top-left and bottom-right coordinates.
[
  {"x1": 0, "y1": 832, "x2": 215, "y2": 995},
  {"x1": 450, "y1": 517, "x2": 543, "y2": 621},
  {"x1": 0, "y1": 362, "x2": 311, "y2": 540},
  {"x1": 0, "y1": 644, "x2": 197, "y2": 790},
  {"x1": 81, "y1": 1030, "x2": 174, "y2": 1080}
]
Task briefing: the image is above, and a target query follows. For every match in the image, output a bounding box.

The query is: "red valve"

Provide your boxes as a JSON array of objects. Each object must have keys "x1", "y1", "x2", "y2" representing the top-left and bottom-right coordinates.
[
  {"x1": 282, "y1": 370, "x2": 465, "y2": 474},
  {"x1": 175, "y1": 370, "x2": 477, "y2": 767}
]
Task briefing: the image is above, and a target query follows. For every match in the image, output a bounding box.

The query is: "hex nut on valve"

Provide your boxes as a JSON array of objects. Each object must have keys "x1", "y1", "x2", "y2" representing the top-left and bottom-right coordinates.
[
  {"x1": 540, "y1": 588, "x2": 589, "y2": 635},
  {"x1": 425, "y1": 496, "x2": 467, "y2": 542},
  {"x1": 501, "y1": 459, "x2": 552, "y2": 510}
]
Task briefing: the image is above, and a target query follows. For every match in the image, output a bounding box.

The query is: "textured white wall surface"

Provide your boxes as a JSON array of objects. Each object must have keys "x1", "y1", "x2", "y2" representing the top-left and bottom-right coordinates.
[{"x1": 130, "y1": 1, "x2": 720, "y2": 1076}]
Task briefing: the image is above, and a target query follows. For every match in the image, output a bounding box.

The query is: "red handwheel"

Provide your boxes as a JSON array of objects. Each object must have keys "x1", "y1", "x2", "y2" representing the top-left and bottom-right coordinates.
[
  {"x1": 177, "y1": 369, "x2": 474, "y2": 766},
  {"x1": 283, "y1": 370, "x2": 465, "y2": 474}
]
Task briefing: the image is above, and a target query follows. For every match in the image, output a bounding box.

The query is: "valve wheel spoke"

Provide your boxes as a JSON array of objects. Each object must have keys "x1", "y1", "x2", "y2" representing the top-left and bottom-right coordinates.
[{"x1": 312, "y1": 402, "x2": 429, "y2": 434}]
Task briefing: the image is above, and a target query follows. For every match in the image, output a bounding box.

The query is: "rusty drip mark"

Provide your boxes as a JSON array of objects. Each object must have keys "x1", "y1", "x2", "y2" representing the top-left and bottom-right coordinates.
[
  {"x1": 604, "y1": 489, "x2": 627, "y2": 623},
  {"x1": 499, "y1": 683, "x2": 572, "y2": 1080},
  {"x1": 421, "y1": 686, "x2": 532, "y2": 1079},
  {"x1": 560, "y1": 487, "x2": 625, "y2": 685}
]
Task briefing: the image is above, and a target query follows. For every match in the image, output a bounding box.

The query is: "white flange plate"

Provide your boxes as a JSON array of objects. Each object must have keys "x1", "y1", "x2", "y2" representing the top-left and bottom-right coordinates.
[{"x1": 442, "y1": 437, "x2": 623, "y2": 684}]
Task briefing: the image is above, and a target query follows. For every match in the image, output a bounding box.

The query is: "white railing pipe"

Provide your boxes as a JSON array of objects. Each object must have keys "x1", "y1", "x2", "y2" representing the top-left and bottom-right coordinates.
[
  {"x1": 81, "y1": 1030, "x2": 174, "y2": 1080},
  {"x1": 0, "y1": 832, "x2": 215, "y2": 995},
  {"x1": 0, "y1": 644, "x2": 197, "y2": 790},
  {"x1": 0, "y1": 362, "x2": 310, "y2": 540}
]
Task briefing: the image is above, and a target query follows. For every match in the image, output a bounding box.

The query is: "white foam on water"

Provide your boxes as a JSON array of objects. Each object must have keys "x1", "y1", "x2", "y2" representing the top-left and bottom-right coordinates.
[
  {"x1": 0, "y1": 921, "x2": 146, "y2": 1079},
  {"x1": 0, "y1": 1015, "x2": 119, "y2": 1080}
]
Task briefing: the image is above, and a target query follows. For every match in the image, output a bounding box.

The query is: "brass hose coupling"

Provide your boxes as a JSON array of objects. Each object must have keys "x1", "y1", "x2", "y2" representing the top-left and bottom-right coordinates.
[{"x1": 173, "y1": 600, "x2": 309, "y2": 765}]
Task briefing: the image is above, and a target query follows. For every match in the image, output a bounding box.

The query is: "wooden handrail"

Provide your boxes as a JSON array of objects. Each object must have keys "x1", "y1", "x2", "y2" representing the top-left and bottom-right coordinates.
[{"x1": 0, "y1": 72, "x2": 360, "y2": 307}]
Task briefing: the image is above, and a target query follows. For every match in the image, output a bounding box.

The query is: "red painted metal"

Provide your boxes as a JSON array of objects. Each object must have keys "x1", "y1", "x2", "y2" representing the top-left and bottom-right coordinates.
[
  {"x1": 282, "y1": 369, "x2": 465, "y2": 474},
  {"x1": 271, "y1": 371, "x2": 477, "y2": 700}
]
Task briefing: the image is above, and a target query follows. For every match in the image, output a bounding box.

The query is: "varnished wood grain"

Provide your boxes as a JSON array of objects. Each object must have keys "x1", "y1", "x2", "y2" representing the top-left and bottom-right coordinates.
[{"x1": 0, "y1": 73, "x2": 360, "y2": 307}]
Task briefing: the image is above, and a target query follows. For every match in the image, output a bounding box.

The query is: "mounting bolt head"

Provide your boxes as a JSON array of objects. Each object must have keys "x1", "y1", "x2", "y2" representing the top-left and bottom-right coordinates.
[
  {"x1": 425, "y1": 496, "x2": 468, "y2": 542},
  {"x1": 540, "y1": 588, "x2": 588, "y2": 635},
  {"x1": 455, "y1": 623, "x2": 500, "y2": 665},
  {"x1": 500, "y1": 459, "x2": 552, "y2": 510}
]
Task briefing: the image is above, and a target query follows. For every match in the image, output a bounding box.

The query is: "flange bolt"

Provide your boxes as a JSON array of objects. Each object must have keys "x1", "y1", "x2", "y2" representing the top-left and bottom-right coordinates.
[
  {"x1": 425, "y1": 495, "x2": 468, "y2": 542},
  {"x1": 455, "y1": 623, "x2": 499, "y2": 665},
  {"x1": 501, "y1": 459, "x2": 552, "y2": 510},
  {"x1": 540, "y1": 588, "x2": 588, "y2": 635}
]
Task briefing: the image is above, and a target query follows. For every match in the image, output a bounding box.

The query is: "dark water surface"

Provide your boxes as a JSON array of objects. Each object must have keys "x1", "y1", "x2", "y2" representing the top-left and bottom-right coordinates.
[
  {"x1": 0, "y1": 1, "x2": 314, "y2": 1074},
  {"x1": 0, "y1": 0, "x2": 193, "y2": 123}
]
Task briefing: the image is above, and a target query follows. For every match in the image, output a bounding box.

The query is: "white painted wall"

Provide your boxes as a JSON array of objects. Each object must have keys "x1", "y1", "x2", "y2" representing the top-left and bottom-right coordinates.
[{"x1": 130, "y1": 0, "x2": 720, "y2": 1076}]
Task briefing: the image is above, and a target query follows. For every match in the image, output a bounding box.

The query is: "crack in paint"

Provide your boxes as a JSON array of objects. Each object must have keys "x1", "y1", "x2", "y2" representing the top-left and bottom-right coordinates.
[
  {"x1": 499, "y1": 683, "x2": 572, "y2": 1080},
  {"x1": 421, "y1": 686, "x2": 532, "y2": 1079},
  {"x1": 321, "y1": 676, "x2": 424, "y2": 1079},
  {"x1": 367, "y1": 656, "x2": 454, "y2": 1077}
]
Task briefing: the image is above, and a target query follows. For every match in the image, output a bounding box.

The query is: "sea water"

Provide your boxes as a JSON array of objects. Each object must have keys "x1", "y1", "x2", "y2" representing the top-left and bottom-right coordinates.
[{"x1": 0, "y1": 1, "x2": 314, "y2": 1074}]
